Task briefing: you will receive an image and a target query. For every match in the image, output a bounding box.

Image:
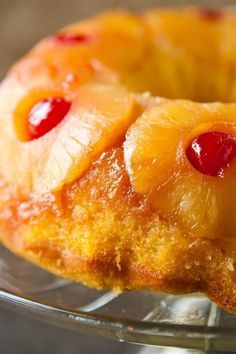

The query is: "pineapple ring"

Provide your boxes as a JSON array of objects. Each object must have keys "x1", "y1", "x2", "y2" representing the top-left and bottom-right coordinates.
[
  {"x1": 0, "y1": 76, "x2": 139, "y2": 194},
  {"x1": 124, "y1": 100, "x2": 236, "y2": 239},
  {"x1": 124, "y1": 101, "x2": 236, "y2": 193},
  {"x1": 2, "y1": 9, "x2": 236, "y2": 314}
]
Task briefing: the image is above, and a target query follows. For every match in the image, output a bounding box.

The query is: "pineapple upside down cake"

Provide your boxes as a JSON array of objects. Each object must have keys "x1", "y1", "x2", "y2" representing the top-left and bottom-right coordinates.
[{"x1": 1, "y1": 7, "x2": 236, "y2": 313}]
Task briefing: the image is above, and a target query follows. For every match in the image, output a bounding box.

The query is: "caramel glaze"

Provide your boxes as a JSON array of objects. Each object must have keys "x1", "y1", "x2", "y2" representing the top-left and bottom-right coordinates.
[{"x1": 1, "y1": 144, "x2": 236, "y2": 313}]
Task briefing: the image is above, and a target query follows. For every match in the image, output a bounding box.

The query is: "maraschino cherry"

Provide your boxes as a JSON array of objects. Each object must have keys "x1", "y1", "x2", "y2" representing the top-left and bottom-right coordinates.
[
  {"x1": 198, "y1": 8, "x2": 223, "y2": 21},
  {"x1": 186, "y1": 131, "x2": 236, "y2": 177},
  {"x1": 28, "y1": 97, "x2": 71, "y2": 140},
  {"x1": 56, "y1": 33, "x2": 90, "y2": 44}
]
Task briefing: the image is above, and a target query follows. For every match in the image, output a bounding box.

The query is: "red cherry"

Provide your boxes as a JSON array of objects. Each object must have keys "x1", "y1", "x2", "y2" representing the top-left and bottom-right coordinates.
[
  {"x1": 198, "y1": 8, "x2": 223, "y2": 21},
  {"x1": 186, "y1": 131, "x2": 236, "y2": 177},
  {"x1": 55, "y1": 33, "x2": 90, "y2": 44},
  {"x1": 28, "y1": 97, "x2": 71, "y2": 140}
]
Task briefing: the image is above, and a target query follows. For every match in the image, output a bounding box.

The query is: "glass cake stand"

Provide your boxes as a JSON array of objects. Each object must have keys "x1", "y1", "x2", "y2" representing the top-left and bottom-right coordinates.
[{"x1": 0, "y1": 246, "x2": 235, "y2": 354}]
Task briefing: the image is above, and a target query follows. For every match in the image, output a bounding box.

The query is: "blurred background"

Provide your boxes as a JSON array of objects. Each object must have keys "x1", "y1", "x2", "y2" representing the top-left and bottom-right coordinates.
[
  {"x1": 0, "y1": 0, "x2": 234, "y2": 353},
  {"x1": 1, "y1": 0, "x2": 236, "y2": 80}
]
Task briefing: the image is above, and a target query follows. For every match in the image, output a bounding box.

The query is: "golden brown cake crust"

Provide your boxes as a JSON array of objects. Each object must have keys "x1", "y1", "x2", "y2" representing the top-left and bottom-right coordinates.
[
  {"x1": 0, "y1": 147, "x2": 236, "y2": 313},
  {"x1": 1, "y1": 8, "x2": 236, "y2": 314}
]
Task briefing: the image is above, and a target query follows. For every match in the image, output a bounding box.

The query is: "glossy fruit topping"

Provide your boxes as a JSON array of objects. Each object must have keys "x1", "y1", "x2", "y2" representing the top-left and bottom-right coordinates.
[
  {"x1": 198, "y1": 8, "x2": 223, "y2": 21},
  {"x1": 28, "y1": 97, "x2": 71, "y2": 140},
  {"x1": 56, "y1": 33, "x2": 91, "y2": 44},
  {"x1": 186, "y1": 131, "x2": 236, "y2": 177}
]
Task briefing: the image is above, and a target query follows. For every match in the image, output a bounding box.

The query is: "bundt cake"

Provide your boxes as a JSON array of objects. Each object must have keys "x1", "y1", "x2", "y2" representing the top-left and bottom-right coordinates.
[{"x1": 1, "y1": 8, "x2": 236, "y2": 313}]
